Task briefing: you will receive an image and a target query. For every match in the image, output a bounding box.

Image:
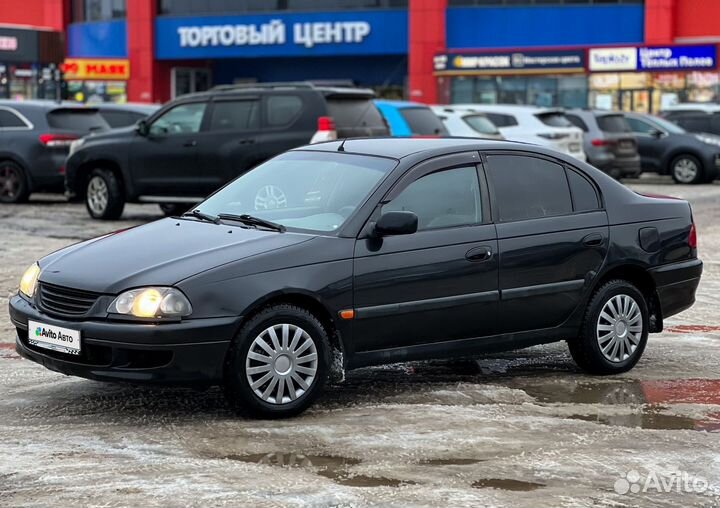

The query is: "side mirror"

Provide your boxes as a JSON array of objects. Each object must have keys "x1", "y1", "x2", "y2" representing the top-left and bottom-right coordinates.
[
  {"x1": 374, "y1": 211, "x2": 418, "y2": 236},
  {"x1": 136, "y1": 119, "x2": 149, "y2": 136},
  {"x1": 650, "y1": 129, "x2": 664, "y2": 139}
]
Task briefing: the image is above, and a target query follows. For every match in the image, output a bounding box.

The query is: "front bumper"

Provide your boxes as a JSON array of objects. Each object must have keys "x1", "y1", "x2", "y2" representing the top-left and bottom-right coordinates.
[
  {"x1": 649, "y1": 258, "x2": 703, "y2": 319},
  {"x1": 10, "y1": 294, "x2": 238, "y2": 385}
]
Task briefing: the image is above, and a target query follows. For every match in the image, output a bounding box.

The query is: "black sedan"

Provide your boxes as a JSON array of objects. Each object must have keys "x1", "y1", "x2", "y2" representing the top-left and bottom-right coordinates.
[
  {"x1": 624, "y1": 112, "x2": 720, "y2": 184},
  {"x1": 10, "y1": 138, "x2": 702, "y2": 418}
]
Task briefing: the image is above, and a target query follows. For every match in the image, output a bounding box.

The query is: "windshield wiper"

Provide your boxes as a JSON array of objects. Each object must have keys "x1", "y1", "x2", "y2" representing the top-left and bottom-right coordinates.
[
  {"x1": 182, "y1": 209, "x2": 220, "y2": 224},
  {"x1": 217, "y1": 213, "x2": 286, "y2": 232}
]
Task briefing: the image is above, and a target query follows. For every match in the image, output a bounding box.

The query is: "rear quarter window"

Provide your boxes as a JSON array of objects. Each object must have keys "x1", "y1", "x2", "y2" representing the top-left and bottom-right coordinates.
[
  {"x1": 567, "y1": 169, "x2": 600, "y2": 212},
  {"x1": 399, "y1": 107, "x2": 449, "y2": 136},
  {"x1": 536, "y1": 112, "x2": 573, "y2": 128},
  {"x1": 46, "y1": 109, "x2": 109, "y2": 132},
  {"x1": 597, "y1": 115, "x2": 631, "y2": 133},
  {"x1": 485, "y1": 113, "x2": 518, "y2": 128},
  {"x1": 566, "y1": 114, "x2": 589, "y2": 132}
]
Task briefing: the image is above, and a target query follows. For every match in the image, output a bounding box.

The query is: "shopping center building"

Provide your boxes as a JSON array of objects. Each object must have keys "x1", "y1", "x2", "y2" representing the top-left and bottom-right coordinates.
[{"x1": 3, "y1": 0, "x2": 720, "y2": 112}]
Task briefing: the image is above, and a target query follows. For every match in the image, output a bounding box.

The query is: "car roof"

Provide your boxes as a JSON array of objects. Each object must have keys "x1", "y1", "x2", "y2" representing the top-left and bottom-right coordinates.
[
  {"x1": 451, "y1": 104, "x2": 564, "y2": 114},
  {"x1": 430, "y1": 105, "x2": 489, "y2": 115},
  {"x1": 662, "y1": 103, "x2": 720, "y2": 113},
  {"x1": 93, "y1": 102, "x2": 160, "y2": 113},
  {"x1": 374, "y1": 99, "x2": 428, "y2": 109},
  {"x1": 177, "y1": 82, "x2": 376, "y2": 101},
  {"x1": 568, "y1": 108, "x2": 624, "y2": 117},
  {"x1": 297, "y1": 137, "x2": 549, "y2": 160},
  {"x1": 0, "y1": 99, "x2": 101, "y2": 112}
]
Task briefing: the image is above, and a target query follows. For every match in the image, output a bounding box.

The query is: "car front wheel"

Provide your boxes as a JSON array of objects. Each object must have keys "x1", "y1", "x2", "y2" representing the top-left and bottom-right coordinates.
[
  {"x1": 86, "y1": 169, "x2": 125, "y2": 220},
  {"x1": 0, "y1": 160, "x2": 30, "y2": 203},
  {"x1": 224, "y1": 304, "x2": 330, "y2": 419},
  {"x1": 670, "y1": 154, "x2": 703, "y2": 184},
  {"x1": 568, "y1": 279, "x2": 649, "y2": 375}
]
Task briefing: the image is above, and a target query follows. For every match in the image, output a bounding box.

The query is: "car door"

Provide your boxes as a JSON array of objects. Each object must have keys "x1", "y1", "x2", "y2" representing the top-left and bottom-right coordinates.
[
  {"x1": 352, "y1": 153, "x2": 499, "y2": 353},
  {"x1": 484, "y1": 152, "x2": 609, "y2": 333},
  {"x1": 130, "y1": 101, "x2": 207, "y2": 197},
  {"x1": 625, "y1": 116, "x2": 663, "y2": 172}
]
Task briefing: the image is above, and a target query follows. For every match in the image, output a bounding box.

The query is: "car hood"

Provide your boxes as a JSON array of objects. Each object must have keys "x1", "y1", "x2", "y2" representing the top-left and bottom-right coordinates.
[
  {"x1": 83, "y1": 125, "x2": 136, "y2": 143},
  {"x1": 38, "y1": 218, "x2": 313, "y2": 294}
]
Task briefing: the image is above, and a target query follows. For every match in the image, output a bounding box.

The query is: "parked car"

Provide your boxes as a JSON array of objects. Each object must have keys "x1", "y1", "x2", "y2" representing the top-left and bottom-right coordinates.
[
  {"x1": 12, "y1": 138, "x2": 701, "y2": 418},
  {"x1": 456, "y1": 104, "x2": 586, "y2": 161},
  {"x1": 661, "y1": 103, "x2": 720, "y2": 136},
  {"x1": 93, "y1": 102, "x2": 161, "y2": 128},
  {"x1": 624, "y1": 112, "x2": 720, "y2": 184},
  {"x1": 374, "y1": 100, "x2": 448, "y2": 137},
  {"x1": 430, "y1": 105, "x2": 504, "y2": 139},
  {"x1": 0, "y1": 100, "x2": 109, "y2": 203},
  {"x1": 566, "y1": 110, "x2": 641, "y2": 179},
  {"x1": 65, "y1": 82, "x2": 389, "y2": 219}
]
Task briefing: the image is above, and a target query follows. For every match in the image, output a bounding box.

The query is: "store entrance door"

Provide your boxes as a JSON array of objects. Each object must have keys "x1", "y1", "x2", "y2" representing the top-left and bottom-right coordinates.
[
  {"x1": 171, "y1": 68, "x2": 211, "y2": 99},
  {"x1": 619, "y1": 89, "x2": 651, "y2": 113}
]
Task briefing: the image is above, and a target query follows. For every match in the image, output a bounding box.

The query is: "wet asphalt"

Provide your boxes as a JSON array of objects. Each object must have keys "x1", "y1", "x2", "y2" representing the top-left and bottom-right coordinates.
[{"x1": 1, "y1": 177, "x2": 720, "y2": 507}]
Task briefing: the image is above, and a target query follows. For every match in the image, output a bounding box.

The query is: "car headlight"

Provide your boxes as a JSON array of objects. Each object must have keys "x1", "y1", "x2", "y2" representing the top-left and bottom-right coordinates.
[
  {"x1": 69, "y1": 138, "x2": 85, "y2": 156},
  {"x1": 108, "y1": 287, "x2": 192, "y2": 318},
  {"x1": 19, "y1": 262, "x2": 41, "y2": 298},
  {"x1": 696, "y1": 134, "x2": 720, "y2": 147}
]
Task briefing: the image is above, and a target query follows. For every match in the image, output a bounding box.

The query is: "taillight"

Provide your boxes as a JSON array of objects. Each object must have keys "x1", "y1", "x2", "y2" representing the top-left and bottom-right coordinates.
[
  {"x1": 591, "y1": 138, "x2": 616, "y2": 147},
  {"x1": 317, "y1": 116, "x2": 336, "y2": 132},
  {"x1": 689, "y1": 222, "x2": 697, "y2": 249},
  {"x1": 537, "y1": 132, "x2": 569, "y2": 140},
  {"x1": 39, "y1": 133, "x2": 79, "y2": 148}
]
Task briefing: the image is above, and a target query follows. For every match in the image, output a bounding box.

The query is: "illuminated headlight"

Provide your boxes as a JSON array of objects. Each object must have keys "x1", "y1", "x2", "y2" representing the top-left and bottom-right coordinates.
[
  {"x1": 69, "y1": 138, "x2": 85, "y2": 156},
  {"x1": 108, "y1": 287, "x2": 192, "y2": 318},
  {"x1": 19, "y1": 262, "x2": 41, "y2": 298}
]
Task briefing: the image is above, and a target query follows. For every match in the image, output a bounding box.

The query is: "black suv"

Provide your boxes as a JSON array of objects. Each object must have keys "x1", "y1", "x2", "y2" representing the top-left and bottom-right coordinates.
[
  {"x1": 0, "y1": 100, "x2": 109, "y2": 203},
  {"x1": 65, "y1": 83, "x2": 389, "y2": 219}
]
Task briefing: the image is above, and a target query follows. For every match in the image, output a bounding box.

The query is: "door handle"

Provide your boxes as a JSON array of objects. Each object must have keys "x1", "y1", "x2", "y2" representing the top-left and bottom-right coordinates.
[
  {"x1": 238, "y1": 138, "x2": 255, "y2": 144},
  {"x1": 582, "y1": 233, "x2": 604, "y2": 247},
  {"x1": 466, "y1": 246, "x2": 493, "y2": 262},
  {"x1": 182, "y1": 140, "x2": 197, "y2": 147}
]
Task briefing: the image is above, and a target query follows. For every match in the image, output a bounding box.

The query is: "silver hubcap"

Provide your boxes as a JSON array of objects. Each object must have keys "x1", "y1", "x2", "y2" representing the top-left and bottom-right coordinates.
[
  {"x1": 245, "y1": 324, "x2": 318, "y2": 405},
  {"x1": 87, "y1": 176, "x2": 109, "y2": 215},
  {"x1": 674, "y1": 158, "x2": 698, "y2": 183},
  {"x1": 597, "y1": 294, "x2": 643, "y2": 363},
  {"x1": 254, "y1": 185, "x2": 287, "y2": 210}
]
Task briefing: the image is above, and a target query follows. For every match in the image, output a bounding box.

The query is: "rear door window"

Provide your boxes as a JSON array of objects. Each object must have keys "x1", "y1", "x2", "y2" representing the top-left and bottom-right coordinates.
[
  {"x1": 46, "y1": 109, "x2": 109, "y2": 132},
  {"x1": 597, "y1": 115, "x2": 631, "y2": 133},
  {"x1": 399, "y1": 107, "x2": 449, "y2": 136},
  {"x1": 486, "y1": 154, "x2": 572, "y2": 222},
  {"x1": 208, "y1": 100, "x2": 259, "y2": 131},
  {"x1": 327, "y1": 99, "x2": 385, "y2": 129},
  {"x1": 266, "y1": 95, "x2": 303, "y2": 127},
  {"x1": 625, "y1": 117, "x2": 656, "y2": 134},
  {"x1": 150, "y1": 102, "x2": 208, "y2": 135},
  {"x1": 484, "y1": 113, "x2": 518, "y2": 128},
  {"x1": 536, "y1": 112, "x2": 573, "y2": 127}
]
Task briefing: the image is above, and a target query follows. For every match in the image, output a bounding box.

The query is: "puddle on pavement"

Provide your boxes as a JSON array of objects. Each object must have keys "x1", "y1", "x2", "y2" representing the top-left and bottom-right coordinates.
[
  {"x1": 569, "y1": 411, "x2": 702, "y2": 431},
  {"x1": 420, "y1": 458, "x2": 484, "y2": 466},
  {"x1": 223, "y1": 452, "x2": 412, "y2": 487},
  {"x1": 472, "y1": 479, "x2": 545, "y2": 491}
]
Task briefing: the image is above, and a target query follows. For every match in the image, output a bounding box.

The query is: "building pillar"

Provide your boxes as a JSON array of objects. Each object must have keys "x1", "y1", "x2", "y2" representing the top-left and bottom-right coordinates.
[
  {"x1": 127, "y1": 0, "x2": 169, "y2": 103},
  {"x1": 645, "y1": 0, "x2": 675, "y2": 45},
  {"x1": 408, "y1": 0, "x2": 447, "y2": 104}
]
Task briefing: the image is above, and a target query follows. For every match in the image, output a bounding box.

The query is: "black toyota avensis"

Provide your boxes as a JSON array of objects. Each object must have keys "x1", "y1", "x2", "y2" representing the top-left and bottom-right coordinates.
[{"x1": 10, "y1": 138, "x2": 702, "y2": 418}]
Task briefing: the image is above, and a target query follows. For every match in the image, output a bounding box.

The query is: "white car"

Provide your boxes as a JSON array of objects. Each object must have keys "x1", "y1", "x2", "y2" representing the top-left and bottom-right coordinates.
[
  {"x1": 430, "y1": 105, "x2": 504, "y2": 140},
  {"x1": 453, "y1": 104, "x2": 586, "y2": 161}
]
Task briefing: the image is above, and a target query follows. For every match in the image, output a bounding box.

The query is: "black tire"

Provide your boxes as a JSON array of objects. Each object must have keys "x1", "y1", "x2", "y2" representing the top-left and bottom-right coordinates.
[
  {"x1": 568, "y1": 279, "x2": 649, "y2": 375},
  {"x1": 224, "y1": 304, "x2": 331, "y2": 419},
  {"x1": 0, "y1": 160, "x2": 30, "y2": 203},
  {"x1": 159, "y1": 203, "x2": 188, "y2": 216},
  {"x1": 85, "y1": 168, "x2": 125, "y2": 220},
  {"x1": 670, "y1": 154, "x2": 704, "y2": 184}
]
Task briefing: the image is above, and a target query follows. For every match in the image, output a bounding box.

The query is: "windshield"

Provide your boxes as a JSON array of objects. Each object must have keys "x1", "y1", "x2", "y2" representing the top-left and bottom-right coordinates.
[
  {"x1": 649, "y1": 115, "x2": 686, "y2": 134},
  {"x1": 195, "y1": 151, "x2": 396, "y2": 233}
]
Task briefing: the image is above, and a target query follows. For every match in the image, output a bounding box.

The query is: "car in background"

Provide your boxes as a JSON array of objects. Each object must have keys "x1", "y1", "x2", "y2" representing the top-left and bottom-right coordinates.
[
  {"x1": 375, "y1": 100, "x2": 448, "y2": 137},
  {"x1": 661, "y1": 103, "x2": 720, "y2": 136},
  {"x1": 12, "y1": 138, "x2": 702, "y2": 418},
  {"x1": 0, "y1": 100, "x2": 109, "y2": 203},
  {"x1": 624, "y1": 111, "x2": 720, "y2": 184},
  {"x1": 430, "y1": 105, "x2": 504, "y2": 140},
  {"x1": 566, "y1": 110, "x2": 641, "y2": 179},
  {"x1": 456, "y1": 105, "x2": 586, "y2": 161},
  {"x1": 66, "y1": 82, "x2": 389, "y2": 220},
  {"x1": 92, "y1": 102, "x2": 161, "y2": 128}
]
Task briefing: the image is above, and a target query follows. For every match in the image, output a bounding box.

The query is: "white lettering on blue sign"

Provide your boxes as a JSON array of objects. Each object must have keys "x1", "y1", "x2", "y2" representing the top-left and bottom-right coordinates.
[{"x1": 177, "y1": 20, "x2": 371, "y2": 48}]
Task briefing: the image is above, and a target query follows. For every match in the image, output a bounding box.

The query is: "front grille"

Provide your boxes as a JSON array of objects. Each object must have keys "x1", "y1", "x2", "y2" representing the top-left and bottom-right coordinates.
[{"x1": 38, "y1": 282, "x2": 101, "y2": 317}]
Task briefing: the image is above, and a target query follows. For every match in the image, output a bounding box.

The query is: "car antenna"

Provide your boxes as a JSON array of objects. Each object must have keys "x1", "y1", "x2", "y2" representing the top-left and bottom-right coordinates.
[{"x1": 337, "y1": 138, "x2": 346, "y2": 152}]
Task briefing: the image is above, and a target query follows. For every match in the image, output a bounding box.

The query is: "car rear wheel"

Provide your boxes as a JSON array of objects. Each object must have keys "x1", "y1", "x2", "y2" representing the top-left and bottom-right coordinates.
[
  {"x1": 86, "y1": 169, "x2": 125, "y2": 220},
  {"x1": 224, "y1": 304, "x2": 330, "y2": 419},
  {"x1": 0, "y1": 160, "x2": 30, "y2": 203},
  {"x1": 568, "y1": 279, "x2": 649, "y2": 375},
  {"x1": 670, "y1": 154, "x2": 703, "y2": 184},
  {"x1": 159, "y1": 203, "x2": 188, "y2": 216}
]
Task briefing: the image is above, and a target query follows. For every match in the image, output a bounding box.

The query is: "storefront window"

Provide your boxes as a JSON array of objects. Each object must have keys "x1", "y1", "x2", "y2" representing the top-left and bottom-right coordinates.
[
  {"x1": 72, "y1": 0, "x2": 126, "y2": 22},
  {"x1": 67, "y1": 81, "x2": 128, "y2": 103},
  {"x1": 448, "y1": 75, "x2": 587, "y2": 108}
]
